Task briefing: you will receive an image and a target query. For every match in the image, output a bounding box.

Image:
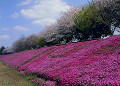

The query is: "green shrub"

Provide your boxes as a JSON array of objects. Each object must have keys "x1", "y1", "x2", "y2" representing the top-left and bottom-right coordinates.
[{"x1": 36, "y1": 37, "x2": 47, "y2": 48}]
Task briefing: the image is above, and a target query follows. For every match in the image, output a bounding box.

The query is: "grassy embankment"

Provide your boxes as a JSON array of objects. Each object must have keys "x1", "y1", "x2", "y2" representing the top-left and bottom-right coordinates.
[{"x1": 0, "y1": 61, "x2": 38, "y2": 86}]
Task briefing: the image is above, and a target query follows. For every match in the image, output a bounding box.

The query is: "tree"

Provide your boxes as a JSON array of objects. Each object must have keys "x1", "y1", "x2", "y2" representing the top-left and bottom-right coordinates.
[
  {"x1": 12, "y1": 36, "x2": 26, "y2": 52},
  {"x1": 2, "y1": 47, "x2": 14, "y2": 55},
  {"x1": 39, "y1": 23, "x2": 58, "y2": 45},
  {"x1": 36, "y1": 36, "x2": 47, "y2": 48},
  {"x1": 25, "y1": 34, "x2": 38, "y2": 50},
  {"x1": 55, "y1": 6, "x2": 82, "y2": 43},
  {"x1": 73, "y1": 1, "x2": 111, "y2": 40},
  {"x1": 0, "y1": 46, "x2": 5, "y2": 55},
  {"x1": 94, "y1": 0, "x2": 120, "y2": 34}
]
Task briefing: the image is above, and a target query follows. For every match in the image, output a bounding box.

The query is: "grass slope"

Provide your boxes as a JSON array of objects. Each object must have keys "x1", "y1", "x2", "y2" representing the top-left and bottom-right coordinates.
[{"x1": 0, "y1": 61, "x2": 36, "y2": 86}]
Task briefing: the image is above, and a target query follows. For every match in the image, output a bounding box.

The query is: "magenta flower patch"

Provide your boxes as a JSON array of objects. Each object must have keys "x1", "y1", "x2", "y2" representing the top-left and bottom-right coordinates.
[{"x1": 1, "y1": 35, "x2": 120, "y2": 85}]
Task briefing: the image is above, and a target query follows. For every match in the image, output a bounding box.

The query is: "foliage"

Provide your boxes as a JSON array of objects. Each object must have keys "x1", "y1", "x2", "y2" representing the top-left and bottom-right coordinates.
[
  {"x1": 38, "y1": 24, "x2": 58, "y2": 45},
  {"x1": 55, "y1": 6, "x2": 82, "y2": 43},
  {"x1": 36, "y1": 37, "x2": 47, "y2": 48},
  {"x1": 12, "y1": 34, "x2": 39, "y2": 52},
  {"x1": 12, "y1": 36, "x2": 26, "y2": 52},
  {"x1": 94, "y1": 0, "x2": 120, "y2": 34},
  {"x1": 25, "y1": 34, "x2": 38, "y2": 50},
  {"x1": 2, "y1": 47, "x2": 14, "y2": 55},
  {"x1": 73, "y1": 1, "x2": 111, "y2": 40},
  {"x1": 0, "y1": 46, "x2": 5, "y2": 55}
]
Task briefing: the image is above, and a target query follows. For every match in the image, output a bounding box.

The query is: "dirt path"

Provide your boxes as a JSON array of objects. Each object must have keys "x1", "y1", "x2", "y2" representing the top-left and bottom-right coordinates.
[{"x1": 0, "y1": 62, "x2": 35, "y2": 86}]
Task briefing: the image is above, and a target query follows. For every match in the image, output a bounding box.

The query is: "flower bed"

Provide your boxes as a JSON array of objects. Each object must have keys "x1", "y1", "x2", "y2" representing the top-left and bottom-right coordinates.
[{"x1": 1, "y1": 35, "x2": 120, "y2": 85}]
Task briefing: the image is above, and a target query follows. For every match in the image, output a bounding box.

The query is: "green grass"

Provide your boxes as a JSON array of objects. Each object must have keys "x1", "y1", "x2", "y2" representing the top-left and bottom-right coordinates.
[{"x1": 0, "y1": 61, "x2": 38, "y2": 86}]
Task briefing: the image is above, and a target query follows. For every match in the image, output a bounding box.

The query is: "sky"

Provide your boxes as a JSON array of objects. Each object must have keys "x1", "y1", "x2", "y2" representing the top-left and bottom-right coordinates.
[{"x1": 0, "y1": 0, "x2": 119, "y2": 47}]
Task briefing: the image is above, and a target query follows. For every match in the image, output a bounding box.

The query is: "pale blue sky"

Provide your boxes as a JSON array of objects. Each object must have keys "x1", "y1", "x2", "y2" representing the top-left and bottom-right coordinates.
[{"x1": 1, "y1": 0, "x2": 112, "y2": 47}]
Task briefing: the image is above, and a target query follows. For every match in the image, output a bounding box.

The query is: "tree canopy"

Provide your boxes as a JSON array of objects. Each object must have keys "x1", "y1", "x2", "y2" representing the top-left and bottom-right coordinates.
[
  {"x1": 94, "y1": 0, "x2": 120, "y2": 34},
  {"x1": 73, "y1": 1, "x2": 111, "y2": 40}
]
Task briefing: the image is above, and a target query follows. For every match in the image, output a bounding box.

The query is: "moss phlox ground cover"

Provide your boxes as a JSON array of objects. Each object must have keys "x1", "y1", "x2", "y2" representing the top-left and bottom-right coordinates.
[{"x1": 0, "y1": 35, "x2": 120, "y2": 86}]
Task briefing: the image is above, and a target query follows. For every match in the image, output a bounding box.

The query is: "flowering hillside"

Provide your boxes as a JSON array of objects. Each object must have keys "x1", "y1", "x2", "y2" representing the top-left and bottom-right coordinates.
[{"x1": 0, "y1": 35, "x2": 120, "y2": 86}]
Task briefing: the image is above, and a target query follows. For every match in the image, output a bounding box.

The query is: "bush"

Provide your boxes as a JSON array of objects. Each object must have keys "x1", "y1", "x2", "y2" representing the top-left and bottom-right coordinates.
[{"x1": 36, "y1": 37, "x2": 47, "y2": 48}]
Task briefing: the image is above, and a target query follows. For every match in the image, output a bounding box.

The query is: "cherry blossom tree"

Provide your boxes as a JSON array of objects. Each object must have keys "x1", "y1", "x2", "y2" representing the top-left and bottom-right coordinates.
[
  {"x1": 38, "y1": 6, "x2": 82, "y2": 45},
  {"x1": 12, "y1": 36, "x2": 26, "y2": 52},
  {"x1": 94, "y1": 0, "x2": 120, "y2": 34},
  {"x1": 56, "y1": 6, "x2": 82, "y2": 43},
  {"x1": 25, "y1": 34, "x2": 38, "y2": 50}
]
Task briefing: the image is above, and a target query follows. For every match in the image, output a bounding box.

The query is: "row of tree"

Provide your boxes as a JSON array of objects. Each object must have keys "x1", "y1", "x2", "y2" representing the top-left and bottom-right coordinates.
[
  {"x1": 12, "y1": 34, "x2": 46, "y2": 52},
  {"x1": 11, "y1": 0, "x2": 120, "y2": 52}
]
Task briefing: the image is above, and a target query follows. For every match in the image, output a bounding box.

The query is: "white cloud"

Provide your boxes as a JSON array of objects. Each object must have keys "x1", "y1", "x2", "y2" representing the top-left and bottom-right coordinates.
[
  {"x1": 14, "y1": 26, "x2": 30, "y2": 31},
  {"x1": 10, "y1": 12, "x2": 19, "y2": 18},
  {"x1": 20, "y1": 0, "x2": 70, "y2": 26},
  {"x1": 14, "y1": 32, "x2": 18, "y2": 35},
  {"x1": 2, "y1": 28, "x2": 9, "y2": 31},
  {"x1": 0, "y1": 35, "x2": 10, "y2": 40},
  {"x1": 17, "y1": 0, "x2": 33, "y2": 6},
  {"x1": 32, "y1": 18, "x2": 56, "y2": 26}
]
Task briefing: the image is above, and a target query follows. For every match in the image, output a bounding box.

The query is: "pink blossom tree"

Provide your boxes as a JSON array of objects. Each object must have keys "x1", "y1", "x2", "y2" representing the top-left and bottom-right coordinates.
[
  {"x1": 24, "y1": 34, "x2": 38, "y2": 50},
  {"x1": 38, "y1": 6, "x2": 82, "y2": 45},
  {"x1": 12, "y1": 36, "x2": 26, "y2": 52}
]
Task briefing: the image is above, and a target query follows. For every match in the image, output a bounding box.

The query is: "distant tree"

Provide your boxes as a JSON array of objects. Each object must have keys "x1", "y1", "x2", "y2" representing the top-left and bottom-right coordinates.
[
  {"x1": 73, "y1": 1, "x2": 111, "y2": 40},
  {"x1": 12, "y1": 36, "x2": 26, "y2": 52},
  {"x1": 0, "y1": 46, "x2": 5, "y2": 55},
  {"x1": 36, "y1": 36, "x2": 47, "y2": 48},
  {"x1": 94, "y1": 0, "x2": 120, "y2": 34},
  {"x1": 2, "y1": 47, "x2": 14, "y2": 55},
  {"x1": 25, "y1": 34, "x2": 38, "y2": 50}
]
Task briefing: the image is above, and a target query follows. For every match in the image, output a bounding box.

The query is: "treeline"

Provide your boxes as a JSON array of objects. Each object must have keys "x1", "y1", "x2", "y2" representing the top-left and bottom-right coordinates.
[{"x1": 2, "y1": 0, "x2": 120, "y2": 53}]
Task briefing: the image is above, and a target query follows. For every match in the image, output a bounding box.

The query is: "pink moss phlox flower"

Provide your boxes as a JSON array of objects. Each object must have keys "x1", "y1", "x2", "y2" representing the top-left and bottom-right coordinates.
[{"x1": 1, "y1": 35, "x2": 120, "y2": 85}]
